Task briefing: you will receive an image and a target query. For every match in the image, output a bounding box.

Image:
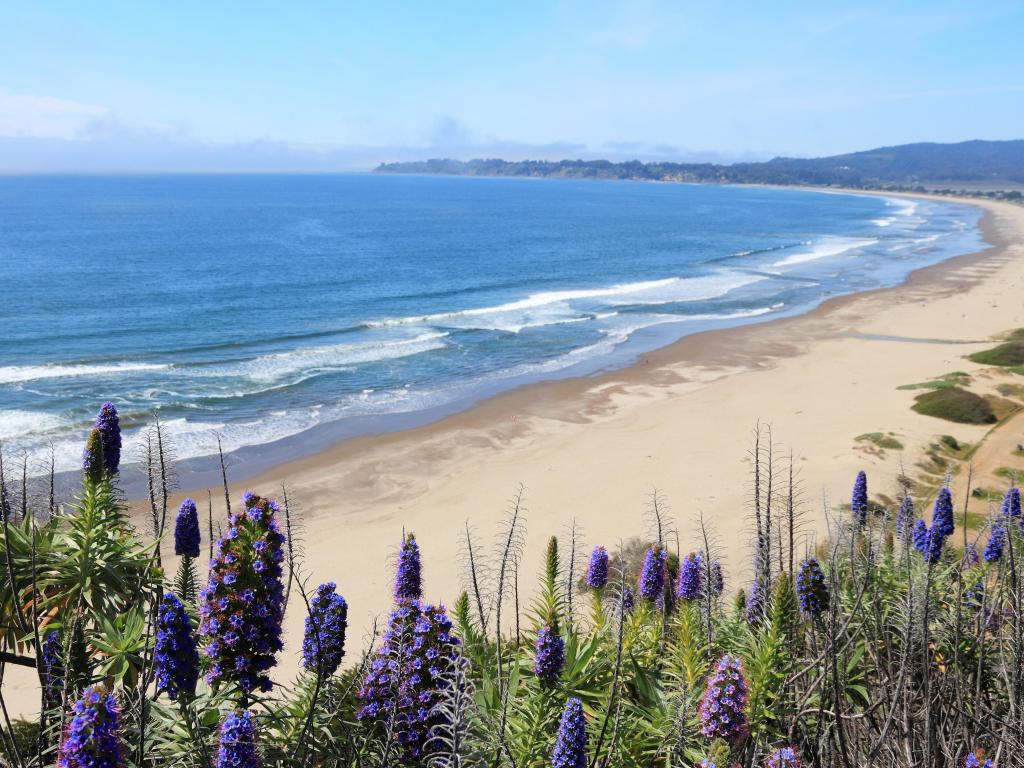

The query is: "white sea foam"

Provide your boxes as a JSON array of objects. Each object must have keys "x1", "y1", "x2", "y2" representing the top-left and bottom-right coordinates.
[
  {"x1": 885, "y1": 197, "x2": 919, "y2": 217},
  {"x1": 0, "y1": 410, "x2": 69, "y2": 440},
  {"x1": 772, "y1": 237, "x2": 879, "y2": 268},
  {"x1": 364, "y1": 272, "x2": 764, "y2": 333},
  {"x1": 0, "y1": 362, "x2": 170, "y2": 385},
  {"x1": 225, "y1": 332, "x2": 449, "y2": 383},
  {"x1": 872, "y1": 217, "x2": 895, "y2": 227}
]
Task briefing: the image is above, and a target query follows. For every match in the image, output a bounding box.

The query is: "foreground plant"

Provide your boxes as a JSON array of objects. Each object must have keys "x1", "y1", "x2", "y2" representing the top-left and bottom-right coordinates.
[
  {"x1": 199, "y1": 492, "x2": 286, "y2": 694},
  {"x1": 58, "y1": 685, "x2": 125, "y2": 768}
]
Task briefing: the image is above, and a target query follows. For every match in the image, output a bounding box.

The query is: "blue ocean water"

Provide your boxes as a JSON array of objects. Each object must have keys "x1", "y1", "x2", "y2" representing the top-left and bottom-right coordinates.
[{"x1": 0, "y1": 174, "x2": 984, "y2": 475}]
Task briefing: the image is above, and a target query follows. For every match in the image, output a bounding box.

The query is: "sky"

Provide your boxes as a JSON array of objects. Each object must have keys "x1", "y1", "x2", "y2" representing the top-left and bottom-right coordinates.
[{"x1": 1, "y1": 1, "x2": 1023, "y2": 172}]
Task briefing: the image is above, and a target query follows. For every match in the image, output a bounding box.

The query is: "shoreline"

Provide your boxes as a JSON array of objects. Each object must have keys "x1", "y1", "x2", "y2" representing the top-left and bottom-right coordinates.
[
  {"x1": 160, "y1": 188, "x2": 994, "y2": 497},
  {"x1": 103, "y1": 184, "x2": 983, "y2": 499},
  {"x1": 171, "y1": 193, "x2": 1024, "y2": 662}
]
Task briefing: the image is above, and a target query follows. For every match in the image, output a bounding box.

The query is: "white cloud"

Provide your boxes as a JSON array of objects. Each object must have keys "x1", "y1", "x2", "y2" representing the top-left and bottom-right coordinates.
[{"x1": 0, "y1": 90, "x2": 108, "y2": 140}]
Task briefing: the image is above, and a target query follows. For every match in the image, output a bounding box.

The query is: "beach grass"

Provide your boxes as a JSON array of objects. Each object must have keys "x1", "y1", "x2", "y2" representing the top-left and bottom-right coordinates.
[
  {"x1": 855, "y1": 431, "x2": 904, "y2": 451},
  {"x1": 896, "y1": 371, "x2": 971, "y2": 390}
]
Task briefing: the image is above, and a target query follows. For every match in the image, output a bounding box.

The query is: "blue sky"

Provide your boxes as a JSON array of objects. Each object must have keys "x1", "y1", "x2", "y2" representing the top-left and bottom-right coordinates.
[{"x1": 1, "y1": 1, "x2": 1022, "y2": 171}]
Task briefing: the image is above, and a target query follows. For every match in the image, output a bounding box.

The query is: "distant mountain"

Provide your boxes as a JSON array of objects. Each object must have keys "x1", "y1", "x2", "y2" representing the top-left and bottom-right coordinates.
[{"x1": 375, "y1": 140, "x2": 1024, "y2": 191}]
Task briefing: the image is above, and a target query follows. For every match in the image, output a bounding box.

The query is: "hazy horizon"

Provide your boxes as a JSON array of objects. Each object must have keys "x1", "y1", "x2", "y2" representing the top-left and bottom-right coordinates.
[{"x1": 2, "y1": 1, "x2": 1023, "y2": 173}]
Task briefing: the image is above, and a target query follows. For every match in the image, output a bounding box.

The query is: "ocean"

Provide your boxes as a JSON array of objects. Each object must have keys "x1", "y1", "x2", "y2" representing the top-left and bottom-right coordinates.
[{"x1": 0, "y1": 174, "x2": 984, "y2": 479}]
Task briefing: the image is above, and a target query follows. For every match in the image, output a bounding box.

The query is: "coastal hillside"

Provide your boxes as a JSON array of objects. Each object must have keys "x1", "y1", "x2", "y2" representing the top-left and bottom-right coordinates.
[{"x1": 375, "y1": 139, "x2": 1024, "y2": 191}]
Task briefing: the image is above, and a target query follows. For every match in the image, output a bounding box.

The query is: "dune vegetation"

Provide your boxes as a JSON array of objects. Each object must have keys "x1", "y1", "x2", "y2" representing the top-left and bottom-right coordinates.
[{"x1": 0, "y1": 403, "x2": 1022, "y2": 768}]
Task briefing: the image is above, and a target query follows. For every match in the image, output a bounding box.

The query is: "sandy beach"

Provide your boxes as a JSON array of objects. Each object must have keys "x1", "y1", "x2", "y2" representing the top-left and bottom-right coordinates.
[
  {"x1": 6, "y1": 193, "x2": 1024, "y2": 714},
  {"x1": 201, "y1": 193, "x2": 1024, "y2": 672}
]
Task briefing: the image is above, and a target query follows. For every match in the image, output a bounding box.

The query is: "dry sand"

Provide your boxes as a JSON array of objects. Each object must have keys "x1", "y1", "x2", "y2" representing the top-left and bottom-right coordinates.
[{"x1": 6, "y1": 193, "x2": 1024, "y2": 715}]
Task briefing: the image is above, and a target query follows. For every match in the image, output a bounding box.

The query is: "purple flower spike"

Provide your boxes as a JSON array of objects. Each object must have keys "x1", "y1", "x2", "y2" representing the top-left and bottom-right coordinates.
[
  {"x1": 394, "y1": 533, "x2": 422, "y2": 602},
  {"x1": 94, "y1": 402, "x2": 122, "y2": 475},
  {"x1": 766, "y1": 746, "x2": 802, "y2": 768},
  {"x1": 551, "y1": 697, "x2": 588, "y2": 768},
  {"x1": 676, "y1": 552, "x2": 703, "y2": 601},
  {"x1": 796, "y1": 558, "x2": 829, "y2": 617},
  {"x1": 932, "y1": 487, "x2": 955, "y2": 538},
  {"x1": 155, "y1": 592, "x2": 200, "y2": 701},
  {"x1": 58, "y1": 685, "x2": 125, "y2": 768},
  {"x1": 174, "y1": 498, "x2": 201, "y2": 558},
  {"x1": 710, "y1": 560, "x2": 724, "y2": 596},
  {"x1": 698, "y1": 655, "x2": 749, "y2": 744},
  {"x1": 744, "y1": 578, "x2": 765, "y2": 625},
  {"x1": 984, "y1": 521, "x2": 1006, "y2": 562},
  {"x1": 216, "y1": 709, "x2": 261, "y2": 768},
  {"x1": 925, "y1": 527, "x2": 945, "y2": 564},
  {"x1": 534, "y1": 624, "x2": 565, "y2": 684},
  {"x1": 41, "y1": 631, "x2": 64, "y2": 704},
  {"x1": 896, "y1": 495, "x2": 914, "y2": 538},
  {"x1": 199, "y1": 493, "x2": 286, "y2": 694},
  {"x1": 586, "y1": 546, "x2": 609, "y2": 589},
  {"x1": 852, "y1": 471, "x2": 869, "y2": 529},
  {"x1": 357, "y1": 601, "x2": 460, "y2": 762},
  {"x1": 302, "y1": 582, "x2": 348, "y2": 677},
  {"x1": 912, "y1": 519, "x2": 930, "y2": 555},
  {"x1": 638, "y1": 545, "x2": 667, "y2": 601},
  {"x1": 1002, "y1": 487, "x2": 1021, "y2": 518}
]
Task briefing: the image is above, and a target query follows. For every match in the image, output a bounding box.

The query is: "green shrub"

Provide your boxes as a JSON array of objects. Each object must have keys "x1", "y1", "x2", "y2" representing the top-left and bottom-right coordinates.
[
  {"x1": 911, "y1": 387, "x2": 996, "y2": 424},
  {"x1": 968, "y1": 340, "x2": 1024, "y2": 366}
]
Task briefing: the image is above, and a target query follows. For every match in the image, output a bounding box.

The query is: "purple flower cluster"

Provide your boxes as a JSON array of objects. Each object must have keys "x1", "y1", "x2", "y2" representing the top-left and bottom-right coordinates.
[
  {"x1": 852, "y1": 471, "x2": 869, "y2": 529},
  {"x1": 709, "y1": 560, "x2": 724, "y2": 596},
  {"x1": 796, "y1": 558, "x2": 829, "y2": 617},
  {"x1": 744, "y1": 579, "x2": 765, "y2": 625},
  {"x1": 1002, "y1": 487, "x2": 1021, "y2": 519},
  {"x1": 93, "y1": 402, "x2": 121, "y2": 475},
  {"x1": 174, "y1": 498, "x2": 201, "y2": 558},
  {"x1": 302, "y1": 582, "x2": 348, "y2": 677},
  {"x1": 155, "y1": 592, "x2": 200, "y2": 700},
  {"x1": 199, "y1": 492, "x2": 286, "y2": 694},
  {"x1": 910, "y1": 487, "x2": 956, "y2": 564},
  {"x1": 698, "y1": 655, "x2": 749, "y2": 744},
  {"x1": 357, "y1": 601, "x2": 460, "y2": 762},
  {"x1": 895, "y1": 495, "x2": 915, "y2": 539},
  {"x1": 551, "y1": 697, "x2": 588, "y2": 768},
  {"x1": 41, "y1": 630, "x2": 64, "y2": 703},
  {"x1": 216, "y1": 709, "x2": 261, "y2": 768},
  {"x1": 765, "y1": 746, "x2": 801, "y2": 768},
  {"x1": 586, "y1": 546, "x2": 609, "y2": 589},
  {"x1": 676, "y1": 552, "x2": 703, "y2": 601},
  {"x1": 58, "y1": 685, "x2": 124, "y2": 768},
  {"x1": 534, "y1": 623, "x2": 565, "y2": 684},
  {"x1": 912, "y1": 523, "x2": 945, "y2": 564},
  {"x1": 964, "y1": 753, "x2": 993, "y2": 768},
  {"x1": 394, "y1": 533, "x2": 422, "y2": 602},
  {"x1": 638, "y1": 545, "x2": 667, "y2": 601},
  {"x1": 932, "y1": 487, "x2": 955, "y2": 538},
  {"x1": 984, "y1": 520, "x2": 1006, "y2": 562},
  {"x1": 912, "y1": 519, "x2": 929, "y2": 554}
]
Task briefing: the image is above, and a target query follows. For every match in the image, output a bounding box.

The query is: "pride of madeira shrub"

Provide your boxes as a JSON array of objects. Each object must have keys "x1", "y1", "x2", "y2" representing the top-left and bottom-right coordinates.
[{"x1": 2, "y1": 408, "x2": 1024, "y2": 767}]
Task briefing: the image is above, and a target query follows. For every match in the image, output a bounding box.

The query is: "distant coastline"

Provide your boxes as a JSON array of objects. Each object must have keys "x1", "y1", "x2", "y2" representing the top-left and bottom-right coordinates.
[{"x1": 374, "y1": 139, "x2": 1024, "y2": 200}]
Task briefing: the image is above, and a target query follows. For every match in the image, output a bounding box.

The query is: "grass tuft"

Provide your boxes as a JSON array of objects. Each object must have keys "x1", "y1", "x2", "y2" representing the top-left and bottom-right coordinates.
[
  {"x1": 855, "y1": 432, "x2": 904, "y2": 451},
  {"x1": 896, "y1": 371, "x2": 971, "y2": 391},
  {"x1": 968, "y1": 340, "x2": 1024, "y2": 367}
]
